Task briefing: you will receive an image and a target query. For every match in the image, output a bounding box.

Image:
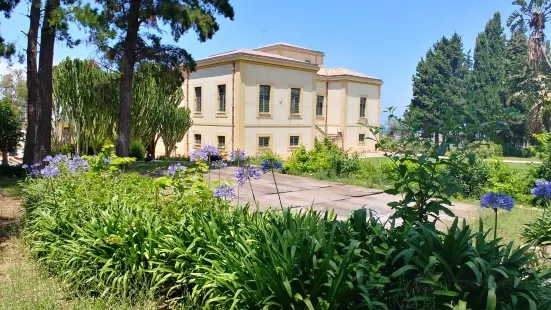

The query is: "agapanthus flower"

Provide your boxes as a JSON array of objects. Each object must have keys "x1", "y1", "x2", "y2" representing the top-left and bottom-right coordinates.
[
  {"x1": 67, "y1": 156, "x2": 89, "y2": 173},
  {"x1": 21, "y1": 164, "x2": 28, "y2": 169},
  {"x1": 40, "y1": 165, "x2": 60, "y2": 178},
  {"x1": 43, "y1": 155, "x2": 53, "y2": 162},
  {"x1": 531, "y1": 179, "x2": 551, "y2": 199},
  {"x1": 261, "y1": 158, "x2": 283, "y2": 173},
  {"x1": 212, "y1": 160, "x2": 227, "y2": 169},
  {"x1": 213, "y1": 184, "x2": 236, "y2": 200},
  {"x1": 480, "y1": 192, "x2": 514, "y2": 211},
  {"x1": 190, "y1": 149, "x2": 208, "y2": 161},
  {"x1": 229, "y1": 149, "x2": 247, "y2": 162},
  {"x1": 51, "y1": 154, "x2": 68, "y2": 164},
  {"x1": 202, "y1": 145, "x2": 219, "y2": 157},
  {"x1": 235, "y1": 164, "x2": 262, "y2": 187},
  {"x1": 166, "y1": 163, "x2": 187, "y2": 176},
  {"x1": 103, "y1": 158, "x2": 113, "y2": 164}
]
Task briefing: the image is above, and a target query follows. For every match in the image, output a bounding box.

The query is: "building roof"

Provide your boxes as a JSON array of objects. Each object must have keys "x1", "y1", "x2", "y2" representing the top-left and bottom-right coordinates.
[
  {"x1": 200, "y1": 49, "x2": 319, "y2": 68},
  {"x1": 254, "y1": 42, "x2": 324, "y2": 55},
  {"x1": 318, "y1": 67, "x2": 381, "y2": 81}
]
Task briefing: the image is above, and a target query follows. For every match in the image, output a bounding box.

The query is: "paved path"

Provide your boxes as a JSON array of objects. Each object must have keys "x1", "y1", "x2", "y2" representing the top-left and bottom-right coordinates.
[{"x1": 209, "y1": 167, "x2": 475, "y2": 221}]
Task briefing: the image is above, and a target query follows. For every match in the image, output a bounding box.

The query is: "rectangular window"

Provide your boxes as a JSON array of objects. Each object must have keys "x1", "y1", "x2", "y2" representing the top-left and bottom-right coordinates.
[
  {"x1": 316, "y1": 95, "x2": 324, "y2": 116},
  {"x1": 195, "y1": 87, "x2": 202, "y2": 112},
  {"x1": 217, "y1": 136, "x2": 225, "y2": 148},
  {"x1": 290, "y1": 88, "x2": 300, "y2": 114},
  {"x1": 259, "y1": 137, "x2": 270, "y2": 148},
  {"x1": 360, "y1": 97, "x2": 366, "y2": 118},
  {"x1": 359, "y1": 134, "x2": 365, "y2": 143},
  {"x1": 289, "y1": 136, "x2": 299, "y2": 147},
  {"x1": 218, "y1": 85, "x2": 226, "y2": 112},
  {"x1": 259, "y1": 85, "x2": 270, "y2": 113},
  {"x1": 194, "y1": 134, "x2": 201, "y2": 146}
]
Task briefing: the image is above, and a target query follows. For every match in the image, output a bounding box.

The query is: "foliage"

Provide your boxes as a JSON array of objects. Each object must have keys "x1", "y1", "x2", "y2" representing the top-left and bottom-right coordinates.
[
  {"x1": 0, "y1": 164, "x2": 23, "y2": 177},
  {"x1": 284, "y1": 137, "x2": 360, "y2": 177},
  {"x1": 53, "y1": 58, "x2": 119, "y2": 154},
  {"x1": 0, "y1": 69, "x2": 27, "y2": 115},
  {"x1": 129, "y1": 141, "x2": 146, "y2": 160},
  {"x1": 59, "y1": 143, "x2": 75, "y2": 155},
  {"x1": 468, "y1": 141, "x2": 504, "y2": 159},
  {"x1": 447, "y1": 151, "x2": 490, "y2": 198},
  {"x1": 523, "y1": 212, "x2": 551, "y2": 244},
  {"x1": 159, "y1": 106, "x2": 192, "y2": 157},
  {"x1": 0, "y1": 0, "x2": 20, "y2": 59},
  {"x1": 0, "y1": 97, "x2": 23, "y2": 161},
  {"x1": 486, "y1": 160, "x2": 535, "y2": 204},
  {"x1": 404, "y1": 33, "x2": 469, "y2": 143},
  {"x1": 80, "y1": 0, "x2": 234, "y2": 156}
]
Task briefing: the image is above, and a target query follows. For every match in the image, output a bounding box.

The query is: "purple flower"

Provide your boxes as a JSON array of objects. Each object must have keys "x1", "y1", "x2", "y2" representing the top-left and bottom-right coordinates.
[
  {"x1": 235, "y1": 165, "x2": 262, "y2": 187},
  {"x1": 202, "y1": 145, "x2": 219, "y2": 157},
  {"x1": 229, "y1": 149, "x2": 247, "y2": 162},
  {"x1": 67, "y1": 156, "x2": 89, "y2": 173},
  {"x1": 480, "y1": 192, "x2": 514, "y2": 211},
  {"x1": 51, "y1": 154, "x2": 68, "y2": 164},
  {"x1": 190, "y1": 149, "x2": 208, "y2": 162},
  {"x1": 43, "y1": 155, "x2": 53, "y2": 162},
  {"x1": 261, "y1": 158, "x2": 283, "y2": 173},
  {"x1": 212, "y1": 160, "x2": 227, "y2": 169},
  {"x1": 535, "y1": 179, "x2": 551, "y2": 187},
  {"x1": 531, "y1": 179, "x2": 551, "y2": 199},
  {"x1": 40, "y1": 165, "x2": 59, "y2": 178},
  {"x1": 213, "y1": 184, "x2": 236, "y2": 200},
  {"x1": 103, "y1": 158, "x2": 113, "y2": 164},
  {"x1": 21, "y1": 164, "x2": 28, "y2": 169},
  {"x1": 166, "y1": 163, "x2": 186, "y2": 176}
]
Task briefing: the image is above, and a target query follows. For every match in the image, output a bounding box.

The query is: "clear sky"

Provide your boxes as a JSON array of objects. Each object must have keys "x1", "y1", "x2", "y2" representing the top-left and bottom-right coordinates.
[{"x1": 0, "y1": 0, "x2": 520, "y2": 118}]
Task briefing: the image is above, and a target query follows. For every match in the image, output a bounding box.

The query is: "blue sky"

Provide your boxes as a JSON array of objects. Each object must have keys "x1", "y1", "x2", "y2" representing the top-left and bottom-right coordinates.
[{"x1": 0, "y1": 0, "x2": 519, "y2": 118}]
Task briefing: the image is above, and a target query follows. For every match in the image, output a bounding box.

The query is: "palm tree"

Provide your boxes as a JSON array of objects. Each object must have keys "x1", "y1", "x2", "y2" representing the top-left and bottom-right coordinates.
[{"x1": 508, "y1": 0, "x2": 551, "y2": 68}]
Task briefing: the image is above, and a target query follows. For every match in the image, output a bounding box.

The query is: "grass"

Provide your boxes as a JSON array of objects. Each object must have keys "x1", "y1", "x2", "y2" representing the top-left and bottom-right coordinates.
[
  {"x1": 469, "y1": 206, "x2": 541, "y2": 246},
  {"x1": 0, "y1": 237, "x2": 161, "y2": 310},
  {"x1": 0, "y1": 176, "x2": 22, "y2": 198},
  {"x1": 498, "y1": 156, "x2": 541, "y2": 162}
]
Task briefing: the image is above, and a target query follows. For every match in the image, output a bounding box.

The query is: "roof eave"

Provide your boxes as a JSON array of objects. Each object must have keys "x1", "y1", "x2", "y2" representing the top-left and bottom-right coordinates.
[
  {"x1": 317, "y1": 74, "x2": 383, "y2": 85},
  {"x1": 197, "y1": 53, "x2": 320, "y2": 71}
]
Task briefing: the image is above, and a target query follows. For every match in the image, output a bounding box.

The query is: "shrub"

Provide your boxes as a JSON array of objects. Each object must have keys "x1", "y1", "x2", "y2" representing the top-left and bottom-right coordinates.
[
  {"x1": 0, "y1": 164, "x2": 23, "y2": 177},
  {"x1": 486, "y1": 160, "x2": 534, "y2": 204},
  {"x1": 129, "y1": 141, "x2": 146, "y2": 160},
  {"x1": 284, "y1": 137, "x2": 360, "y2": 177},
  {"x1": 468, "y1": 141, "x2": 503, "y2": 159},
  {"x1": 59, "y1": 143, "x2": 75, "y2": 155},
  {"x1": 447, "y1": 153, "x2": 490, "y2": 198}
]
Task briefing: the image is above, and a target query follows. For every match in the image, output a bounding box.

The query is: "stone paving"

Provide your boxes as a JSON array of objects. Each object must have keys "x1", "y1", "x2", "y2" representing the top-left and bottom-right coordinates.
[{"x1": 209, "y1": 166, "x2": 474, "y2": 221}]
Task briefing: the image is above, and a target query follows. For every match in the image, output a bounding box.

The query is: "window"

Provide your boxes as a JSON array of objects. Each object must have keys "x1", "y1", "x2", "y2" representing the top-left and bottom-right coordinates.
[
  {"x1": 259, "y1": 137, "x2": 270, "y2": 148},
  {"x1": 289, "y1": 136, "x2": 299, "y2": 147},
  {"x1": 217, "y1": 136, "x2": 226, "y2": 148},
  {"x1": 359, "y1": 134, "x2": 365, "y2": 143},
  {"x1": 194, "y1": 134, "x2": 201, "y2": 146},
  {"x1": 259, "y1": 85, "x2": 270, "y2": 113},
  {"x1": 316, "y1": 95, "x2": 324, "y2": 116},
  {"x1": 360, "y1": 97, "x2": 366, "y2": 118},
  {"x1": 218, "y1": 85, "x2": 226, "y2": 112},
  {"x1": 290, "y1": 88, "x2": 300, "y2": 114},
  {"x1": 195, "y1": 87, "x2": 202, "y2": 112}
]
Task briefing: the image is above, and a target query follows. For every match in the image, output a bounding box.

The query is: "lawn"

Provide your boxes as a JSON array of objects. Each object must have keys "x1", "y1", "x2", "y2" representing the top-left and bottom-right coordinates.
[
  {"x1": 126, "y1": 160, "x2": 183, "y2": 175},
  {"x1": 0, "y1": 176, "x2": 22, "y2": 198}
]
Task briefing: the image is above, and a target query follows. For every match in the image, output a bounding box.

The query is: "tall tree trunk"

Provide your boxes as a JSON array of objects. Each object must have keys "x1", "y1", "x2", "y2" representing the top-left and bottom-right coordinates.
[
  {"x1": 116, "y1": 0, "x2": 141, "y2": 157},
  {"x1": 1, "y1": 148, "x2": 8, "y2": 166},
  {"x1": 34, "y1": 0, "x2": 59, "y2": 162},
  {"x1": 22, "y1": 0, "x2": 41, "y2": 165}
]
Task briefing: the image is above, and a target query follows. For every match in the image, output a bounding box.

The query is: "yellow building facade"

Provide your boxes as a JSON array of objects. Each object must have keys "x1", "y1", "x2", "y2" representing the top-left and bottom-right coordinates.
[{"x1": 158, "y1": 43, "x2": 382, "y2": 158}]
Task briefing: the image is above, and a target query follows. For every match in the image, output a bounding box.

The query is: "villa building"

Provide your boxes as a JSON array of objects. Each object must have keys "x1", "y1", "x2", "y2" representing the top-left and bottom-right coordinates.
[{"x1": 158, "y1": 43, "x2": 382, "y2": 158}]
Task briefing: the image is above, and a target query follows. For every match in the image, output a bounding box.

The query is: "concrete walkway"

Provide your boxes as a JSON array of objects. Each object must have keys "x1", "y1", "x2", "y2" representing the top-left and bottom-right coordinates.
[{"x1": 210, "y1": 167, "x2": 475, "y2": 221}]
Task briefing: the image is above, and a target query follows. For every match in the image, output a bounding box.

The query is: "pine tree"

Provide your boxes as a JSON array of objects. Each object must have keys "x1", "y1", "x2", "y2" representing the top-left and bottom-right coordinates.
[
  {"x1": 467, "y1": 12, "x2": 508, "y2": 142},
  {"x1": 405, "y1": 33, "x2": 469, "y2": 144}
]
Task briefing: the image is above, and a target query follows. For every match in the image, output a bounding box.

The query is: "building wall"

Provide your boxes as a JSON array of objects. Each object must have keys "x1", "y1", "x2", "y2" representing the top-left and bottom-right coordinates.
[
  {"x1": 344, "y1": 82, "x2": 381, "y2": 153},
  {"x1": 258, "y1": 47, "x2": 324, "y2": 66},
  {"x1": 240, "y1": 62, "x2": 317, "y2": 157}
]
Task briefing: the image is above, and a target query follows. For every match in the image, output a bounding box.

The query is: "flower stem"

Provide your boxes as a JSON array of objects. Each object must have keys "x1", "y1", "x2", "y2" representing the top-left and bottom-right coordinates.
[
  {"x1": 248, "y1": 178, "x2": 257, "y2": 211},
  {"x1": 271, "y1": 169, "x2": 284, "y2": 212},
  {"x1": 237, "y1": 158, "x2": 240, "y2": 206},
  {"x1": 494, "y1": 208, "x2": 498, "y2": 241}
]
